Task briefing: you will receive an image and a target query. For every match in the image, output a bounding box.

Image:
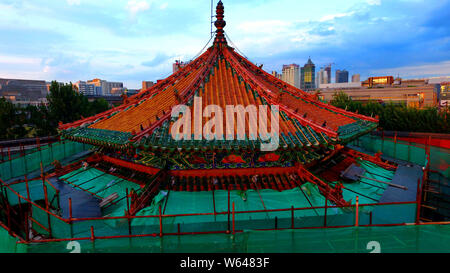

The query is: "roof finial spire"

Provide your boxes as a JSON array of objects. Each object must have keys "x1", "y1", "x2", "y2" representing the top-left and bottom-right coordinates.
[{"x1": 214, "y1": 0, "x2": 227, "y2": 44}]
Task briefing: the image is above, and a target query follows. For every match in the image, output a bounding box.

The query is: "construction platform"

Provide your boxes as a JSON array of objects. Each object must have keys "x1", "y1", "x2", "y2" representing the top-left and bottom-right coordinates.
[{"x1": 0, "y1": 140, "x2": 429, "y2": 248}]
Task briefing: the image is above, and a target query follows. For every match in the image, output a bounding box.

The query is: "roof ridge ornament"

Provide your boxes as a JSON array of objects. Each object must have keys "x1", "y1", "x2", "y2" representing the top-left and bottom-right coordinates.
[{"x1": 214, "y1": 0, "x2": 227, "y2": 45}]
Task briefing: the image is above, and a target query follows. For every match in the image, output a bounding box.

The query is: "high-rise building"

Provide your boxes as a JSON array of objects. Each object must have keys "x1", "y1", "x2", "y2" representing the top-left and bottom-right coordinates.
[
  {"x1": 271, "y1": 71, "x2": 282, "y2": 80},
  {"x1": 95, "y1": 86, "x2": 102, "y2": 96},
  {"x1": 336, "y1": 70, "x2": 349, "y2": 83},
  {"x1": 301, "y1": 58, "x2": 316, "y2": 91},
  {"x1": 324, "y1": 65, "x2": 332, "y2": 84},
  {"x1": 282, "y1": 64, "x2": 300, "y2": 88},
  {"x1": 317, "y1": 68, "x2": 329, "y2": 86},
  {"x1": 74, "y1": 81, "x2": 96, "y2": 96},
  {"x1": 352, "y1": 74, "x2": 360, "y2": 82},
  {"x1": 142, "y1": 81, "x2": 155, "y2": 90},
  {"x1": 87, "y1": 79, "x2": 123, "y2": 96}
]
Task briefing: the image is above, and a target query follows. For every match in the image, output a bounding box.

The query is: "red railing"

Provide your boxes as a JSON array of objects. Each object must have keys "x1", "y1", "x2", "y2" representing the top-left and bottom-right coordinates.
[{"x1": 1, "y1": 172, "x2": 437, "y2": 246}]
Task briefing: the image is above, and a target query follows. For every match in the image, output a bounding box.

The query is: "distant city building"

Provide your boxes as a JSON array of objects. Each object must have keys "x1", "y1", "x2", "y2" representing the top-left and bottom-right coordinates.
[
  {"x1": 0, "y1": 78, "x2": 48, "y2": 105},
  {"x1": 110, "y1": 87, "x2": 124, "y2": 96},
  {"x1": 271, "y1": 71, "x2": 282, "y2": 80},
  {"x1": 301, "y1": 58, "x2": 316, "y2": 91},
  {"x1": 427, "y1": 76, "x2": 450, "y2": 85},
  {"x1": 142, "y1": 81, "x2": 155, "y2": 90},
  {"x1": 126, "y1": 89, "x2": 140, "y2": 96},
  {"x1": 173, "y1": 60, "x2": 187, "y2": 73},
  {"x1": 352, "y1": 74, "x2": 360, "y2": 83},
  {"x1": 87, "y1": 79, "x2": 123, "y2": 96},
  {"x1": 282, "y1": 64, "x2": 300, "y2": 88},
  {"x1": 317, "y1": 68, "x2": 329, "y2": 86},
  {"x1": 363, "y1": 76, "x2": 394, "y2": 87},
  {"x1": 74, "y1": 81, "x2": 96, "y2": 96},
  {"x1": 440, "y1": 82, "x2": 450, "y2": 107},
  {"x1": 324, "y1": 65, "x2": 332, "y2": 84},
  {"x1": 319, "y1": 76, "x2": 440, "y2": 108},
  {"x1": 319, "y1": 82, "x2": 362, "y2": 89},
  {"x1": 336, "y1": 70, "x2": 349, "y2": 83},
  {"x1": 95, "y1": 86, "x2": 102, "y2": 96}
]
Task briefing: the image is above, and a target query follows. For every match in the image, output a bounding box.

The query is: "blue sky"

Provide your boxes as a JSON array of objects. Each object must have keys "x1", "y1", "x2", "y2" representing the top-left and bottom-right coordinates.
[{"x1": 0, "y1": 0, "x2": 449, "y2": 89}]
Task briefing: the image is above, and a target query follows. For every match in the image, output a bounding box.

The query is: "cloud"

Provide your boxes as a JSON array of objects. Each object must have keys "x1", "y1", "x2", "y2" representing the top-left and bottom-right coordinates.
[
  {"x1": 367, "y1": 0, "x2": 381, "y2": 6},
  {"x1": 0, "y1": 55, "x2": 41, "y2": 65},
  {"x1": 160, "y1": 3, "x2": 168, "y2": 10},
  {"x1": 126, "y1": 0, "x2": 150, "y2": 16},
  {"x1": 67, "y1": 0, "x2": 81, "y2": 6},
  {"x1": 142, "y1": 53, "x2": 173, "y2": 67},
  {"x1": 238, "y1": 20, "x2": 292, "y2": 34},
  {"x1": 0, "y1": 0, "x2": 449, "y2": 88},
  {"x1": 319, "y1": 12, "x2": 355, "y2": 22},
  {"x1": 372, "y1": 61, "x2": 450, "y2": 78}
]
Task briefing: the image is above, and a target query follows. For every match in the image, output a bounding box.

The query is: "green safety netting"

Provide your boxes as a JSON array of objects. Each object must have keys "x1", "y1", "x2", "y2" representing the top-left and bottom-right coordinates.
[
  {"x1": 0, "y1": 226, "x2": 27, "y2": 253},
  {"x1": 0, "y1": 164, "x2": 414, "y2": 241},
  {"x1": 132, "y1": 183, "x2": 335, "y2": 228},
  {"x1": 130, "y1": 176, "x2": 415, "y2": 234},
  {"x1": 131, "y1": 158, "x2": 400, "y2": 233},
  {"x1": 0, "y1": 141, "x2": 92, "y2": 181},
  {"x1": 4, "y1": 180, "x2": 58, "y2": 208},
  {"x1": 61, "y1": 168, "x2": 142, "y2": 218},
  {"x1": 350, "y1": 134, "x2": 449, "y2": 178},
  {"x1": 0, "y1": 135, "x2": 430, "y2": 249},
  {"x1": 1, "y1": 147, "x2": 39, "y2": 162},
  {"x1": 18, "y1": 224, "x2": 450, "y2": 253},
  {"x1": 334, "y1": 160, "x2": 395, "y2": 207}
]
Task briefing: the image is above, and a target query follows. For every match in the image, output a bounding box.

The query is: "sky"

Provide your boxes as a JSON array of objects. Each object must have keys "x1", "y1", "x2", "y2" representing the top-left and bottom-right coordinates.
[{"x1": 0, "y1": 0, "x2": 449, "y2": 89}]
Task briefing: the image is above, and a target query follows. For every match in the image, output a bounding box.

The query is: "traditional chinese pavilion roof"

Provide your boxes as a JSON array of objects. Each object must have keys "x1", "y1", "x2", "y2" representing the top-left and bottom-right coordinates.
[{"x1": 59, "y1": 1, "x2": 378, "y2": 151}]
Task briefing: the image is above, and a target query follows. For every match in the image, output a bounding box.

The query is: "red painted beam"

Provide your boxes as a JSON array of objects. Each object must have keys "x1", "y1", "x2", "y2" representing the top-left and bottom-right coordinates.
[
  {"x1": 169, "y1": 166, "x2": 298, "y2": 178},
  {"x1": 342, "y1": 148, "x2": 397, "y2": 170},
  {"x1": 102, "y1": 155, "x2": 160, "y2": 175}
]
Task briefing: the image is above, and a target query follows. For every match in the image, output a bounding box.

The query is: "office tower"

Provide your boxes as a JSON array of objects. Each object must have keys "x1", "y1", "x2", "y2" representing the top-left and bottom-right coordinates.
[
  {"x1": 88, "y1": 79, "x2": 123, "y2": 96},
  {"x1": 74, "y1": 81, "x2": 96, "y2": 96},
  {"x1": 282, "y1": 64, "x2": 300, "y2": 88},
  {"x1": 325, "y1": 65, "x2": 332, "y2": 84},
  {"x1": 317, "y1": 68, "x2": 329, "y2": 86},
  {"x1": 271, "y1": 71, "x2": 282, "y2": 80},
  {"x1": 301, "y1": 57, "x2": 316, "y2": 91},
  {"x1": 336, "y1": 70, "x2": 349, "y2": 83},
  {"x1": 352, "y1": 74, "x2": 361, "y2": 82}
]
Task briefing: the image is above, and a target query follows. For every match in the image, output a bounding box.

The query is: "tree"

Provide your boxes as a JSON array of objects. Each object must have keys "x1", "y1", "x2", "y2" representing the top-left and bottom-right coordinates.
[
  {"x1": 0, "y1": 81, "x2": 113, "y2": 140},
  {"x1": 46, "y1": 81, "x2": 90, "y2": 124},
  {"x1": 0, "y1": 98, "x2": 18, "y2": 140},
  {"x1": 330, "y1": 91, "x2": 450, "y2": 133},
  {"x1": 87, "y1": 98, "x2": 110, "y2": 116}
]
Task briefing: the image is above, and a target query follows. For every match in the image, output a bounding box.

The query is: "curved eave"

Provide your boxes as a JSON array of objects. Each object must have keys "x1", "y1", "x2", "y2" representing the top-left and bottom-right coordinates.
[
  {"x1": 60, "y1": 127, "x2": 133, "y2": 149},
  {"x1": 337, "y1": 121, "x2": 378, "y2": 143}
]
